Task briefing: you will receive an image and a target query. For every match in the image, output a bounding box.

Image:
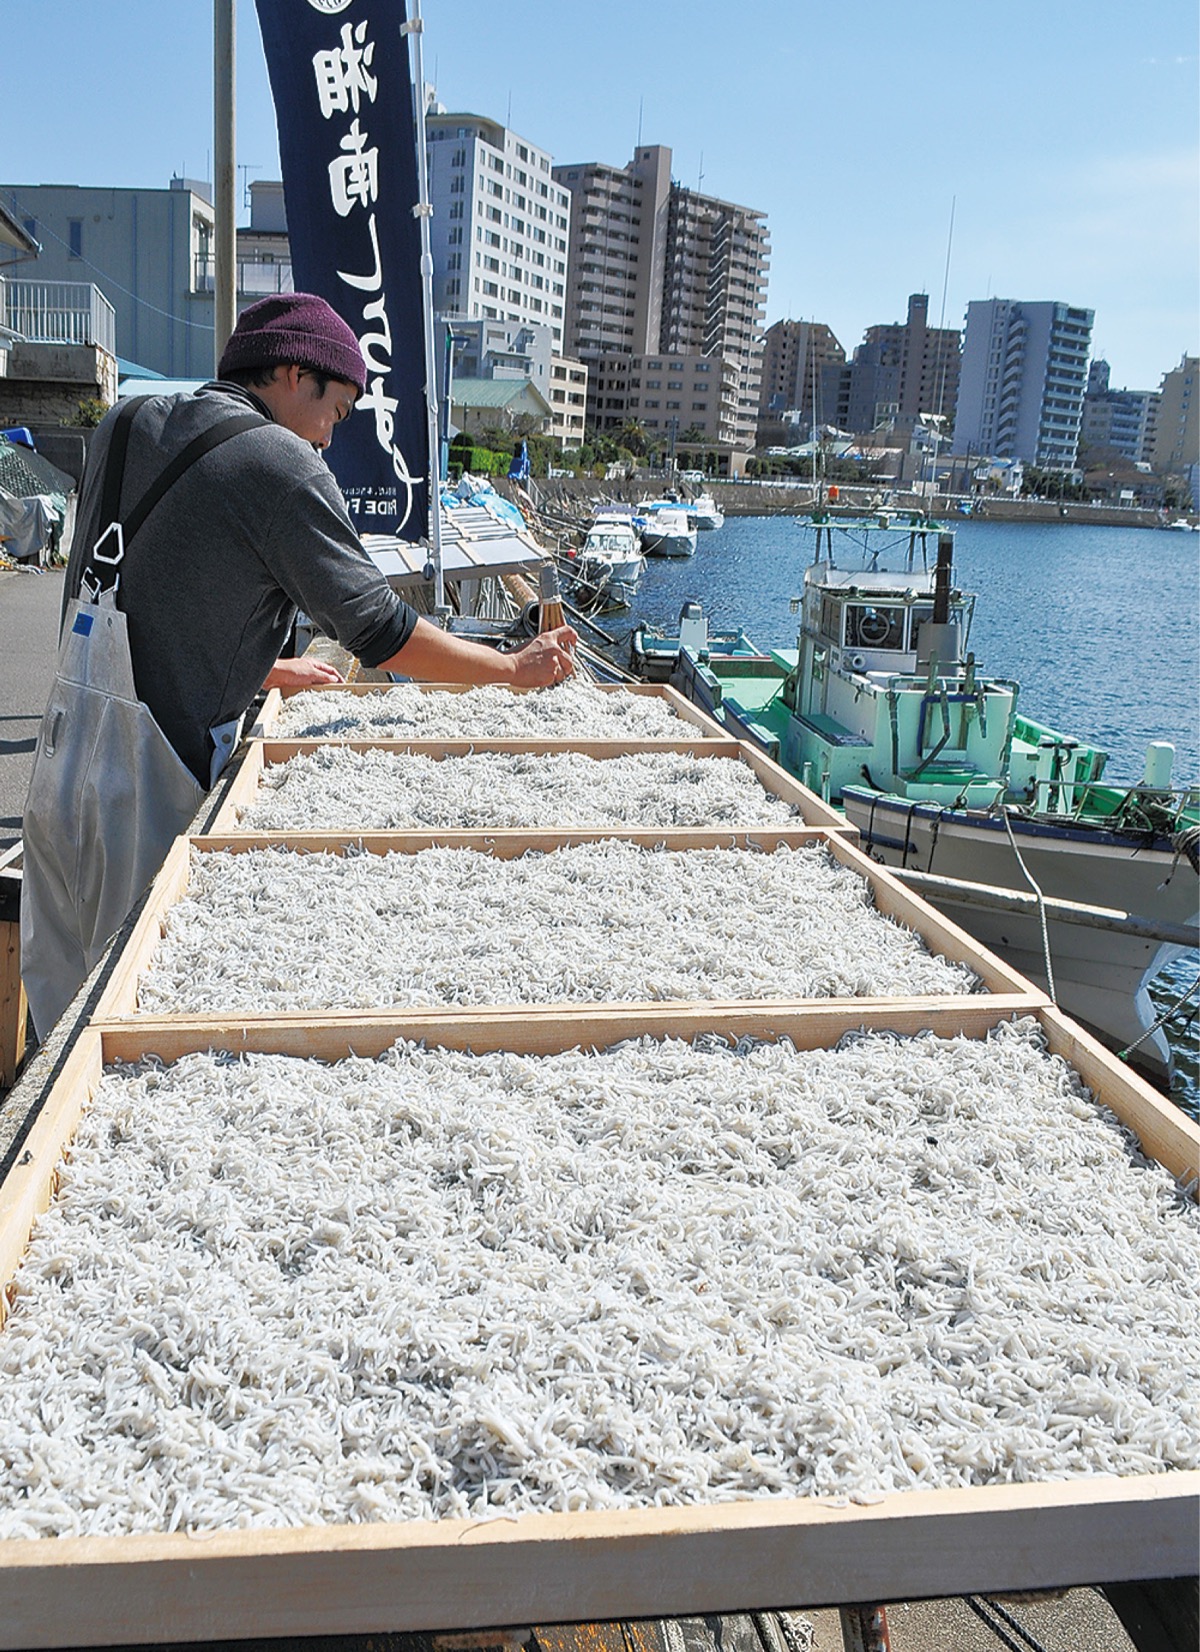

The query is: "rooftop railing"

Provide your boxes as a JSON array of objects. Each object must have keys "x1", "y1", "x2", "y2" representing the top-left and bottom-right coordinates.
[
  {"x1": 0, "y1": 277, "x2": 116, "y2": 356},
  {"x1": 193, "y1": 257, "x2": 294, "y2": 297}
]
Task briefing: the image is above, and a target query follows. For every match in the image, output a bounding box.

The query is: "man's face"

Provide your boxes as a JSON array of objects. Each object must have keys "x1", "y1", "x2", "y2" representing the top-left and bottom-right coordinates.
[{"x1": 272, "y1": 366, "x2": 359, "y2": 451}]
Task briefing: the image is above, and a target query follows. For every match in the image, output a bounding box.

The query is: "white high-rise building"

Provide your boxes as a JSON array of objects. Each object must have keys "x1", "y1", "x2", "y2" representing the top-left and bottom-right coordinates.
[
  {"x1": 425, "y1": 113, "x2": 572, "y2": 353},
  {"x1": 953, "y1": 299, "x2": 1093, "y2": 467}
]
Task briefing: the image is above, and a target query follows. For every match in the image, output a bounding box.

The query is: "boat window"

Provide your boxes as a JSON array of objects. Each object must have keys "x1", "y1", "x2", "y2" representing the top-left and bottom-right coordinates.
[{"x1": 845, "y1": 605, "x2": 905, "y2": 650}]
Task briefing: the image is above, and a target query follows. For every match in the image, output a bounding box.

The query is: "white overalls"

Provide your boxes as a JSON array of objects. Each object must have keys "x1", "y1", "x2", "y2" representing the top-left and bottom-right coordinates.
[{"x1": 20, "y1": 400, "x2": 262, "y2": 1038}]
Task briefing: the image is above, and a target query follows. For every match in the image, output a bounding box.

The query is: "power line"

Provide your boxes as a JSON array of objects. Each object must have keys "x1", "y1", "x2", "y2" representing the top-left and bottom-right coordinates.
[{"x1": 3, "y1": 187, "x2": 216, "y2": 335}]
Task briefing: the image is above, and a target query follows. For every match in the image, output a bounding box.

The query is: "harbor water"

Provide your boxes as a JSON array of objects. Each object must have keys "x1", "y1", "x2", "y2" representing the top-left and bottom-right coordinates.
[{"x1": 598, "y1": 514, "x2": 1200, "y2": 1119}]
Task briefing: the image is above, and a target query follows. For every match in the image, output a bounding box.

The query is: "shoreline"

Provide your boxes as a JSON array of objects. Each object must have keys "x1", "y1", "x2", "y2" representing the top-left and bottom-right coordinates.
[{"x1": 520, "y1": 475, "x2": 1185, "y2": 529}]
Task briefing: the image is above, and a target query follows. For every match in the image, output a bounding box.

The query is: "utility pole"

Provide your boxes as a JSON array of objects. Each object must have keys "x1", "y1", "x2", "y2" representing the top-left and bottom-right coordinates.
[{"x1": 213, "y1": 0, "x2": 237, "y2": 373}]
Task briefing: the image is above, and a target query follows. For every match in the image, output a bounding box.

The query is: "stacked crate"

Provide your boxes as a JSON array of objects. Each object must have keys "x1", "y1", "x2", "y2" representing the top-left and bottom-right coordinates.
[{"x1": 0, "y1": 681, "x2": 1195, "y2": 1648}]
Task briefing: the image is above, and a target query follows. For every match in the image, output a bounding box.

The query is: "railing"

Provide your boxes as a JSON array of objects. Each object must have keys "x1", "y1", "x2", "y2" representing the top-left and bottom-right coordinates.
[
  {"x1": 192, "y1": 257, "x2": 294, "y2": 297},
  {"x1": 0, "y1": 277, "x2": 116, "y2": 355}
]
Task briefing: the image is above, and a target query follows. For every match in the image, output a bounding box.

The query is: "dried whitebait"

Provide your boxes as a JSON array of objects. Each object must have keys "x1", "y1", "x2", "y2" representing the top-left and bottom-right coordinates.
[
  {"x1": 0, "y1": 1021, "x2": 1195, "y2": 1539},
  {"x1": 238, "y1": 749, "x2": 800, "y2": 832},
  {"x1": 137, "y1": 843, "x2": 980, "y2": 1015},
  {"x1": 272, "y1": 680, "x2": 693, "y2": 742}
]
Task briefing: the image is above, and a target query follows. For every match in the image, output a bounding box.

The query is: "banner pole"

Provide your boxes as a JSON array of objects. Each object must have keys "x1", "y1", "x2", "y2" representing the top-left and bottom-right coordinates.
[
  {"x1": 213, "y1": 0, "x2": 237, "y2": 370},
  {"x1": 403, "y1": 0, "x2": 448, "y2": 623}
]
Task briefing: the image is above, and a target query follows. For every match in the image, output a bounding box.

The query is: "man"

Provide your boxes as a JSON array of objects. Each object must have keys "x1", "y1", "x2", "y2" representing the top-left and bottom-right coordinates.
[{"x1": 21, "y1": 292, "x2": 575, "y2": 1038}]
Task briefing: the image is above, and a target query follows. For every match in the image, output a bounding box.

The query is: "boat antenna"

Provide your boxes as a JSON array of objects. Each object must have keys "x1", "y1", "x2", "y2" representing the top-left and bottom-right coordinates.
[{"x1": 925, "y1": 196, "x2": 956, "y2": 503}]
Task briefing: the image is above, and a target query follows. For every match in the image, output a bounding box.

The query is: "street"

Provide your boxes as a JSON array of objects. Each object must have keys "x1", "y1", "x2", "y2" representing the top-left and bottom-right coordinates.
[{"x1": 0, "y1": 564, "x2": 64, "y2": 852}]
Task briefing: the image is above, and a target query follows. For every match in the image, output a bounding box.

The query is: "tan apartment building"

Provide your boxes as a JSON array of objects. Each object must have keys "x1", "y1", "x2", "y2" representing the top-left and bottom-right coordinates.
[{"x1": 553, "y1": 145, "x2": 769, "y2": 462}]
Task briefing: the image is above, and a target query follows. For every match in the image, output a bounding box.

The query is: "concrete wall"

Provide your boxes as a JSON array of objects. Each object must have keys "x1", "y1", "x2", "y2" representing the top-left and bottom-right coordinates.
[{"x1": 0, "y1": 342, "x2": 115, "y2": 427}]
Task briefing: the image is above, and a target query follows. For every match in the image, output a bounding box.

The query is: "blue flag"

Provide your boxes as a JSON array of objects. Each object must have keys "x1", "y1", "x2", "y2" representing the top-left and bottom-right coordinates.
[
  {"x1": 254, "y1": 0, "x2": 428, "y2": 541},
  {"x1": 508, "y1": 439, "x2": 530, "y2": 483}
]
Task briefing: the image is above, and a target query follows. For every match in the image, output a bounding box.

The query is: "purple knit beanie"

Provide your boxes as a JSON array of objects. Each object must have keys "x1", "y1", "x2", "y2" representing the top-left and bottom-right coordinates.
[{"x1": 218, "y1": 293, "x2": 366, "y2": 396}]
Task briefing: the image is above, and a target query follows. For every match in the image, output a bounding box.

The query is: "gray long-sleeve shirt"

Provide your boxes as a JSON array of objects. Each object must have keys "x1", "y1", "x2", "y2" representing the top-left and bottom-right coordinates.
[{"x1": 65, "y1": 382, "x2": 418, "y2": 783}]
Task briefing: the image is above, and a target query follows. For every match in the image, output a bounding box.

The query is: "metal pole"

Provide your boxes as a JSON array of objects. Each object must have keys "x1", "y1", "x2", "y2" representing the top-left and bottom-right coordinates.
[
  {"x1": 403, "y1": 0, "x2": 448, "y2": 622},
  {"x1": 213, "y1": 0, "x2": 237, "y2": 373}
]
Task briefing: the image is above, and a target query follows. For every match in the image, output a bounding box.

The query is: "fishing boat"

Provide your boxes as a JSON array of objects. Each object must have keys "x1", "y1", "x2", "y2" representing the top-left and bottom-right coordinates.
[
  {"x1": 632, "y1": 514, "x2": 1200, "y2": 1079},
  {"x1": 562, "y1": 506, "x2": 646, "y2": 611},
  {"x1": 638, "y1": 504, "x2": 698, "y2": 558},
  {"x1": 686, "y1": 492, "x2": 725, "y2": 531}
]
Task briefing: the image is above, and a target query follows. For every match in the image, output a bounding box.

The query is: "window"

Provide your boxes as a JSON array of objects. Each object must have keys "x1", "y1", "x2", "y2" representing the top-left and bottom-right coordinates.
[{"x1": 68, "y1": 219, "x2": 83, "y2": 259}]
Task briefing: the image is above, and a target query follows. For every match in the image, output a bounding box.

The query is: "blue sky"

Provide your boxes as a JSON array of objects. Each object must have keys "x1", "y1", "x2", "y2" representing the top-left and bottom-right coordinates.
[{"x1": 3, "y1": 0, "x2": 1196, "y2": 389}]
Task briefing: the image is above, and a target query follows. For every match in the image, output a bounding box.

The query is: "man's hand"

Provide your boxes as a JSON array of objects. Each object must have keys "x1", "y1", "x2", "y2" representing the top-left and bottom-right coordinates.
[
  {"x1": 378, "y1": 615, "x2": 579, "y2": 687},
  {"x1": 264, "y1": 656, "x2": 345, "y2": 695},
  {"x1": 506, "y1": 624, "x2": 579, "y2": 688}
]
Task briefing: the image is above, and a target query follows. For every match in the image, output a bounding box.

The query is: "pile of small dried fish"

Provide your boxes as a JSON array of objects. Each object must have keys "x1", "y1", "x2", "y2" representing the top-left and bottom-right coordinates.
[
  {"x1": 272, "y1": 680, "x2": 693, "y2": 741},
  {"x1": 136, "y1": 843, "x2": 980, "y2": 1014},
  {"x1": 238, "y1": 749, "x2": 799, "y2": 832},
  {"x1": 0, "y1": 1021, "x2": 1195, "y2": 1538}
]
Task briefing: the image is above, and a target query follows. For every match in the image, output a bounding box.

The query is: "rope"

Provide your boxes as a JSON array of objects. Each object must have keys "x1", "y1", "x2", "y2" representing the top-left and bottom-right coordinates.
[
  {"x1": 1117, "y1": 971, "x2": 1200, "y2": 1062},
  {"x1": 1001, "y1": 806, "x2": 1056, "y2": 1003},
  {"x1": 965, "y1": 1595, "x2": 1053, "y2": 1652}
]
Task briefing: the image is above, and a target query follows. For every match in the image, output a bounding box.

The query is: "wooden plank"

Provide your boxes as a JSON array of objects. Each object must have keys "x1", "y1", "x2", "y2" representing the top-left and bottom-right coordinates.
[
  {"x1": 1039, "y1": 1004, "x2": 1200, "y2": 1191},
  {"x1": 204, "y1": 739, "x2": 268, "y2": 833},
  {"x1": 246, "y1": 686, "x2": 283, "y2": 740},
  {"x1": 88, "y1": 838, "x2": 195, "y2": 1022},
  {"x1": 0, "y1": 921, "x2": 26, "y2": 1091},
  {"x1": 258, "y1": 737, "x2": 749, "y2": 761},
  {"x1": 190, "y1": 827, "x2": 838, "y2": 857},
  {"x1": 95, "y1": 998, "x2": 1043, "y2": 1065},
  {"x1": 726, "y1": 742, "x2": 851, "y2": 833},
  {"x1": 0, "y1": 1029, "x2": 103, "y2": 1329},
  {"x1": 822, "y1": 833, "x2": 1041, "y2": 998},
  {"x1": 0, "y1": 1471, "x2": 1194, "y2": 1650}
]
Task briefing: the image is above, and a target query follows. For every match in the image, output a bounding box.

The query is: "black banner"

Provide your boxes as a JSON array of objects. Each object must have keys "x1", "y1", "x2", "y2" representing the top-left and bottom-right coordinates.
[{"x1": 254, "y1": 0, "x2": 428, "y2": 539}]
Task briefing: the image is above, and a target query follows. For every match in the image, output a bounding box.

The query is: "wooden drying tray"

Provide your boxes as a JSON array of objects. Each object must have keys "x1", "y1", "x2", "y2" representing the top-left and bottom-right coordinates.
[
  {"x1": 0, "y1": 1002, "x2": 1196, "y2": 1648},
  {"x1": 206, "y1": 736, "x2": 852, "y2": 836},
  {"x1": 90, "y1": 827, "x2": 1037, "y2": 1025},
  {"x1": 249, "y1": 680, "x2": 730, "y2": 743}
]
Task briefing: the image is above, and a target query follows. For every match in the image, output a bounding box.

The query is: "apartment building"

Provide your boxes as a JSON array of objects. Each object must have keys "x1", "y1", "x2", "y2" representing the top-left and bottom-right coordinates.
[
  {"x1": 953, "y1": 298, "x2": 1094, "y2": 467},
  {"x1": 757, "y1": 319, "x2": 845, "y2": 433},
  {"x1": 1150, "y1": 354, "x2": 1198, "y2": 479},
  {"x1": 425, "y1": 113, "x2": 572, "y2": 353},
  {"x1": 549, "y1": 354, "x2": 588, "y2": 448},
  {"x1": 1080, "y1": 360, "x2": 1158, "y2": 464},
  {"x1": 443, "y1": 315, "x2": 588, "y2": 447},
  {"x1": 0, "y1": 178, "x2": 217, "y2": 378},
  {"x1": 861, "y1": 293, "x2": 961, "y2": 430},
  {"x1": 553, "y1": 145, "x2": 769, "y2": 458}
]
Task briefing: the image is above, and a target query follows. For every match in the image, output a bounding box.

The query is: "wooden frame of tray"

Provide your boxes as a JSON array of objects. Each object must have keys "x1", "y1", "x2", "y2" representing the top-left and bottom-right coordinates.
[
  {"x1": 249, "y1": 680, "x2": 729, "y2": 743},
  {"x1": 207, "y1": 736, "x2": 852, "y2": 836},
  {"x1": 89, "y1": 826, "x2": 1036, "y2": 1024},
  {"x1": 0, "y1": 1001, "x2": 1196, "y2": 1648}
]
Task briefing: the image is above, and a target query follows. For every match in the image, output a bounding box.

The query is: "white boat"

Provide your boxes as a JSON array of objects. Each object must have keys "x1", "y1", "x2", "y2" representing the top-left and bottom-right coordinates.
[
  {"x1": 638, "y1": 505, "x2": 697, "y2": 558},
  {"x1": 634, "y1": 516, "x2": 1200, "y2": 1080},
  {"x1": 686, "y1": 492, "x2": 725, "y2": 531},
  {"x1": 578, "y1": 510, "x2": 645, "y2": 585}
]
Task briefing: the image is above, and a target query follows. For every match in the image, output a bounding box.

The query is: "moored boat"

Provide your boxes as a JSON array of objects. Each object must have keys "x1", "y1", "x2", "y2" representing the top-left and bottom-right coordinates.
[
  {"x1": 638, "y1": 504, "x2": 697, "y2": 558},
  {"x1": 685, "y1": 492, "x2": 725, "y2": 531},
  {"x1": 564, "y1": 505, "x2": 646, "y2": 611},
  {"x1": 631, "y1": 514, "x2": 1200, "y2": 1078}
]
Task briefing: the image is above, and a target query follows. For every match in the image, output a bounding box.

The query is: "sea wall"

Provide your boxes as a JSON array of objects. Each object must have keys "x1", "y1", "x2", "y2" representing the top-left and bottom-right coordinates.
[{"x1": 513, "y1": 475, "x2": 1169, "y2": 530}]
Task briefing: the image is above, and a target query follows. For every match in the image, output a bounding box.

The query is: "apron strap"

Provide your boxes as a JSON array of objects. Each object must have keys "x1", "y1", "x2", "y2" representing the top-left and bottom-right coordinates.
[{"x1": 84, "y1": 403, "x2": 266, "y2": 599}]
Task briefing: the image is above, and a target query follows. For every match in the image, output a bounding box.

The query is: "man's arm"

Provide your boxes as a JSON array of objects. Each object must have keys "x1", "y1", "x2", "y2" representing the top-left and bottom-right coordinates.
[{"x1": 378, "y1": 616, "x2": 578, "y2": 688}]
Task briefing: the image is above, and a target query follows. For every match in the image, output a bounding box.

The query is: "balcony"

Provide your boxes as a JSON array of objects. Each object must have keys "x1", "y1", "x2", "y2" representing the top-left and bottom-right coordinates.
[
  {"x1": 193, "y1": 257, "x2": 294, "y2": 298},
  {"x1": 0, "y1": 277, "x2": 116, "y2": 356}
]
